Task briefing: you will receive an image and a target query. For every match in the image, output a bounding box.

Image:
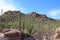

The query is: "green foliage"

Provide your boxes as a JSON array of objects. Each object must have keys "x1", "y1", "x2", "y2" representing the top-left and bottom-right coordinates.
[
  {"x1": 0, "y1": 23, "x2": 5, "y2": 28},
  {"x1": 24, "y1": 20, "x2": 35, "y2": 34},
  {"x1": 10, "y1": 21, "x2": 19, "y2": 29}
]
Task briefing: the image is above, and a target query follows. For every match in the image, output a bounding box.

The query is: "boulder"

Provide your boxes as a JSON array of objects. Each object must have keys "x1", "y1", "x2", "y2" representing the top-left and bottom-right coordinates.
[
  {"x1": 55, "y1": 27, "x2": 60, "y2": 35},
  {"x1": 3, "y1": 29, "x2": 10, "y2": 33},
  {"x1": 54, "y1": 27, "x2": 60, "y2": 39},
  {"x1": 3, "y1": 29, "x2": 24, "y2": 37},
  {"x1": 0, "y1": 33, "x2": 4, "y2": 37}
]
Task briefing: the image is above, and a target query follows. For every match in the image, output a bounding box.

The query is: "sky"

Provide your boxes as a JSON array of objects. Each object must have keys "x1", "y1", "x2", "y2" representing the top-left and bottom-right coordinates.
[{"x1": 0, "y1": 0, "x2": 60, "y2": 19}]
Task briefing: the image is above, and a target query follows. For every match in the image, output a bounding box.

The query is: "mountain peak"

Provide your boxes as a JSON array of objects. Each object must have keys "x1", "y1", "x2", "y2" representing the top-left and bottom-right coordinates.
[
  {"x1": 30, "y1": 12, "x2": 38, "y2": 17},
  {"x1": 29, "y1": 12, "x2": 47, "y2": 18}
]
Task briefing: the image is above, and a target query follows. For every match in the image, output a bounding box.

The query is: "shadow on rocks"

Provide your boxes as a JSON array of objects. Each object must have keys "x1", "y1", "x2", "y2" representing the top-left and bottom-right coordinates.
[
  {"x1": 0, "y1": 34, "x2": 35, "y2": 40},
  {"x1": 22, "y1": 34, "x2": 36, "y2": 40}
]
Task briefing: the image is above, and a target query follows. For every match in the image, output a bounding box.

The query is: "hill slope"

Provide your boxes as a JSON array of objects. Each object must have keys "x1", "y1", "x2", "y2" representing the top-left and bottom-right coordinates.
[{"x1": 0, "y1": 10, "x2": 60, "y2": 36}]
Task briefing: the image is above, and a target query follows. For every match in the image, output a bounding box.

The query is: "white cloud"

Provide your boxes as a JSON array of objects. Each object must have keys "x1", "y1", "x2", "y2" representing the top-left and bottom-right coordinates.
[
  {"x1": 0, "y1": 0, "x2": 24, "y2": 15},
  {"x1": 49, "y1": 10, "x2": 60, "y2": 16},
  {"x1": 48, "y1": 10, "x2": 60, "y2": 19}
]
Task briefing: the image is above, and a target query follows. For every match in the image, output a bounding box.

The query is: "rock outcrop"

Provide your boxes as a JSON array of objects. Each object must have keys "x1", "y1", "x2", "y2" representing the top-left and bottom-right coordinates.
[
  {"x1": 1, "y1": 29, "x2": 35, "y2": 40},
  {"x1": 3, "y1": 29, "x2": 24, "y2": 37},
  {"x1": 54, "y1": 27, "x2": 60, "y2": 40},
  {"x1": 29, "y1": 12, "x2": 47, "y2": 18}
]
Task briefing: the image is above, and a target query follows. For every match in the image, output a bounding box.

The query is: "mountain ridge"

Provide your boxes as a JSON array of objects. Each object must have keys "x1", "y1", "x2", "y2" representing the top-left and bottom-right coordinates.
[{"x1": 2, "y1": 10, "x2": 55, "y2": 21}]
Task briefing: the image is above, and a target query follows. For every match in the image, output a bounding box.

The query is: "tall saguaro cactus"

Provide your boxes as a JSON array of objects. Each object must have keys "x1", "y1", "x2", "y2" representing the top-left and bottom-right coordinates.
[
  {"x1": 1, "y1": 9, "x2": 3, "y2": 15},
  {"x1": 19, "y1": 12, "x2": 21, "y2": 30}
]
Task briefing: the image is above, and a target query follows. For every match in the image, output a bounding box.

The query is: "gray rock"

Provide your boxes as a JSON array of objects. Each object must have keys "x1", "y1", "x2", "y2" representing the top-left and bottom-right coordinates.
[{"x1": 0, "y1": 36, "x2": 8, "y2": 40}]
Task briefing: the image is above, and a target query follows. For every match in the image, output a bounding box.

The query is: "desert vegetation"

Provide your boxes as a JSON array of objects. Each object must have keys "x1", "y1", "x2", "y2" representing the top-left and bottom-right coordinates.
[{"x1": 0, "y1": 10, "x2": 60, "y2": 40}]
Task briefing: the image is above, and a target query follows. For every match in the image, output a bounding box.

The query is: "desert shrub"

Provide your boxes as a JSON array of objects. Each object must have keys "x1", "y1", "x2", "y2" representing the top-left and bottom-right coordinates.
[{"x1": 24, "y1": 20, "x2": 35, "y2": 34}]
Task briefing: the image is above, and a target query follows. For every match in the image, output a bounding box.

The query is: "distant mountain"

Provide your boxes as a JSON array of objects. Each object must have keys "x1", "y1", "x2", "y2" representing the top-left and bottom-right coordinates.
[{"x1": 1, "y1": 11, "x2": 56, "y2": 22}]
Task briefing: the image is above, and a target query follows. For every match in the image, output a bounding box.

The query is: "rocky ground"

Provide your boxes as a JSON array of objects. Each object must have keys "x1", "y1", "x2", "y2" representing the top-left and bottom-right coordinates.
[
  {"x1": 1, "y1": 27, "x2": 60, "y2": 40},
  {"x1": 0, "y1": 29, "x2": 36, "y2": 40},
  {"x1": 0, "y1": 35, "x2": 35, "y2": 40}
]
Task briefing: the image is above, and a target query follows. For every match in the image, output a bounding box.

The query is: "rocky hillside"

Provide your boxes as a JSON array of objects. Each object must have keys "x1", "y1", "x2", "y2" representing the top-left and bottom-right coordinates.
[{"x1": 0, "y1": 10, "x2": 60, "y2": 40}]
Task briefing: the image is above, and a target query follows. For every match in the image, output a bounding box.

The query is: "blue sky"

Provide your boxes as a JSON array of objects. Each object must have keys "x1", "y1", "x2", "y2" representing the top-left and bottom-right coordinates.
[{"x1": 0, "y1": 0, "x2": 60, "y2": 19}]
